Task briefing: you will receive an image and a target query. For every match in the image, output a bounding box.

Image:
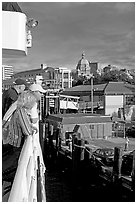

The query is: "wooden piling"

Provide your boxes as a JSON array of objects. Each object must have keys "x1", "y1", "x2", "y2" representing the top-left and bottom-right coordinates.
[
  {"x1": 45, "y1": 122, "x2": 48, "y2": 139},
  {"x1": 72, "y1": 134, "x2": 85, "y2": 187},
  {"x1": 84, "y1": 146, "x2": 92, "y2": 162},
  {"x1": 84, "y1": 140, "x2": 91, "y2": 161},
  {"x1": 77, "y1": 138, "x2": 85, "y2": 161},
  {"x1": 72, "y1": 135, "x2": 78, "y2": 174},
  {"x1": 58, "y1": 94, "x2": 60, "y2": 114},
  {"x1": 54, "y1": 94, "x2": 57, "y2": 114},
  {"x1": 131, "y1": 150, "x2": 135, "y2": 191},
  {"x1": 113, "y1": 147, "x2": 123, "y2": 183},
  {"x1": 55, "y1": 128, "x2": 59, "y2": 149}
]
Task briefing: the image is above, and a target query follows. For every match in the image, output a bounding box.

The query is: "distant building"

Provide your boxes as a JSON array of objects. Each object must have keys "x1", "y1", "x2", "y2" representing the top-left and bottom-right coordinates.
[
  {"x1": 103, "y1": 65, "x2": 111, "y2": 73},
  {"x1": 2, "y1": 78, "x2": 15, "y2": 90},
  {"x1": 76, "y1": 52, "x2": 98, "y2": 76},
  {"x1": 89, "y1": 62, "x2": 98, "y2": 76},
  {"x1": 62, "y1": 81, "x2": 135, "y2": 120},
  {"x1": 58, "y1": 67, "x2": 72, "y2": 89},
  {"x1": 76, "y1": 52, "x2": 90, "y2": 76},
  {"x1": 103, "y1": 64, "x2": 118, "y2": 73},
  {"x1": 12, "y1": 66, "x2": 49, "y2": 85},
  {"x1": 2, "y1": 65, "x2": 14, "y2": 80},
  {"x1": 46, "y1": 113, "x2": 113, "y2": 141},
  {"x1": 11, "y1": 64, "x2": 72, "y2": 90}
]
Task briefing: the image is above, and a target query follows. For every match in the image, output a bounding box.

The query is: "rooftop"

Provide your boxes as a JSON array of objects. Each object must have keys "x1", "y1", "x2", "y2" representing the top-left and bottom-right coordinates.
[
  {"x1": 62, "y1": 82, "x2": 134, "y2": 96},
  {"x1": 13, "y1": 67, "x2": 55, "y2": 77},
  {"x1": 105, "y1": 82, "x2": 134, "y2": 95},
  {"x1": 47, "y1": 113, "x2": 112, "y2": 124},
  {"x1": 63, "y1": 83, "x2": 107, "y2": 93}
]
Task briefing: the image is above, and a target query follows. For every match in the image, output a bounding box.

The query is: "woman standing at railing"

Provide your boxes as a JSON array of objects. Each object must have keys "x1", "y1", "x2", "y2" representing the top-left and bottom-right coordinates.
[
  {"x1": 2, "y1": 91, "x2": 38, "y2": 194},
  {"x1": 28, "y1": 83, "x2": 46, "y2": 169}
]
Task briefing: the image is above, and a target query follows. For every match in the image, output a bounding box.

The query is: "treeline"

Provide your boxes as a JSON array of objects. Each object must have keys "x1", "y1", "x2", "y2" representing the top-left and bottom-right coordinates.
[{"x1": 71, "y1": 69, "x2": 135, "y2": 87}]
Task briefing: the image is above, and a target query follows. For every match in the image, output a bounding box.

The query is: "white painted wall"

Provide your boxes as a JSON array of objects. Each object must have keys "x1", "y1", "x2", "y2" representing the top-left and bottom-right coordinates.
[
  {"x1": 105, "y1": 95, "x2": 123, "y2": 115},
  {"x1": 2, "y1": 11, "x2": 27, "y2": 57},
  {"x1": 59, "y1": 67, "x2": 72, "y2": 89}
]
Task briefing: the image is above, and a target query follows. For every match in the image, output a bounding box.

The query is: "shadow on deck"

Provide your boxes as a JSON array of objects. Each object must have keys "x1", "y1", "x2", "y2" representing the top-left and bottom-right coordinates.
[{"x1": 44, "y1": 152, "x2": 135, "y2": 202}]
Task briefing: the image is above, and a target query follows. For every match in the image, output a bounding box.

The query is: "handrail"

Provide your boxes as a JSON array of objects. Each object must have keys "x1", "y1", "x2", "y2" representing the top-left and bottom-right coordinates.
[
  {"x1": 8, "y1": 121, "x2": 46, "y2": 202},
  {"x1": 60, "y1": 95, "x2": 80, "y2": 99}
]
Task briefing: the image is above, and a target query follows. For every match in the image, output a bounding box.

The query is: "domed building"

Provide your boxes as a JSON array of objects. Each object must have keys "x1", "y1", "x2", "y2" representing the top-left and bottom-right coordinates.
[{"x1": 76, "y1": 52, "x2": 90, "y2": 76}]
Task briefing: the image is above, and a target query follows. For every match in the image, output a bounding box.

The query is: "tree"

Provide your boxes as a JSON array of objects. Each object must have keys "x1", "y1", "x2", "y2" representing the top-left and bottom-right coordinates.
[
  {"x1": 100, "y1": 70, "x2": 135, "y2": 85},
  {"x1": 71, "y1": 68, "x2": 135, "y2": 87}
]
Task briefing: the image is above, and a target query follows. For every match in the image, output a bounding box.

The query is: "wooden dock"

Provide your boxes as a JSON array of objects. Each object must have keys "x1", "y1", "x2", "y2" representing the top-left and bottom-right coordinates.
[{"x1": 39, "y1": 121, "x2": 135, "y2": 201}]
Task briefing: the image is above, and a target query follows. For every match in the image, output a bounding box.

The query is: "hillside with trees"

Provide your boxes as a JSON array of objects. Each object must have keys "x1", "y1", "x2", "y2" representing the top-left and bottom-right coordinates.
[{"x1": 71, "y1": 69, "x2": 135, "y2": 87}]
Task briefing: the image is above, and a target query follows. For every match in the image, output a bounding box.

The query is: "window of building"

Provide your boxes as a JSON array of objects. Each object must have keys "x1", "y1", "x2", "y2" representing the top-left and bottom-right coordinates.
[
  {"x1": 98, "y1": 95, "x2": 103, "y2": 101},
  {"x1": 90, "y1": 124, "x2": 95, "y2": 129},
  {"x1": 64, "y1": 82, "x2": 69, "y2": 88},
  {"x1": 63, "y1": 73, "x2": 69, "y2": 79},
  {"x1": 83, "y1": 95, "x2": 90, "y2": 102},
  {"x1": 126, "y1": 95, "x2": 135, "y2": 105}
]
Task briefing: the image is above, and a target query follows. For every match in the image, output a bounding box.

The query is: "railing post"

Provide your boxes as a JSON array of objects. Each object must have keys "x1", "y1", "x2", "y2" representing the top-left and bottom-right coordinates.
[
  {"x1": 45, "y1": 92, "x2": 50, "y2": 116},
  {"x1": 37, "y1": 156, "x2": 42, "y2": 202},
  {"x1": 39, "y1": 121, "x2": 45, "y2": 154}
]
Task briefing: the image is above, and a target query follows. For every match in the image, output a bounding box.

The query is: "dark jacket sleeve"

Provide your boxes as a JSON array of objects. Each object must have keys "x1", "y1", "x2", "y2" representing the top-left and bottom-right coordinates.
[{"x1": 2, "y1": 88, "x2": 18, "y2": 118}]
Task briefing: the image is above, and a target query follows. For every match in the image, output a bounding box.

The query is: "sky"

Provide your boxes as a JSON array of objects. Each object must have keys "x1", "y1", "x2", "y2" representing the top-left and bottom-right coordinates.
[{"x1": 2, "y1": 1, "x2": 135, "y2": 73}]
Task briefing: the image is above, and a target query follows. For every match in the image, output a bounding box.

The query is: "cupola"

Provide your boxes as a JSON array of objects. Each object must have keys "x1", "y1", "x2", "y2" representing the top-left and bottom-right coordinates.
[{"x1": 76, "y1": 52, "x2": 90, "y2": 76}]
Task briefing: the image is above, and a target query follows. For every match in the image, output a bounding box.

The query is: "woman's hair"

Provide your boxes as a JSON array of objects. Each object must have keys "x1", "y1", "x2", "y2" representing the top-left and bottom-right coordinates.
[{"x1": 17, "y1": 90, "x2": 37, "y2": 109}]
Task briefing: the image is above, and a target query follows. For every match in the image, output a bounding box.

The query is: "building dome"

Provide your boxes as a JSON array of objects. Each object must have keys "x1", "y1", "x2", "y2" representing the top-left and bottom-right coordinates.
[
  {"x1": 76, "y1": 52, "x2": 90, "y2": 76},
  {"x1": 77, "y1": 52, "x2": 89, "y2": 70}
]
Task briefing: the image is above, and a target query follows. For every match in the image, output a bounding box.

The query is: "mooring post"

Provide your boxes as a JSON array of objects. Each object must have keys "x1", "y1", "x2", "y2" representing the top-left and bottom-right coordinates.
[
  {"x1": 113, "y1": 147, "x2": 123, "y2": 183},
  {"x1": 77, "y1": 138, "x2": 85, "y2": 161},
  {"x1": 55, "y1": 128, "x2": 60, "y2": 158},
  {"x1": 58, "y1": 127, "x2": 62, "y2": 150},
  {"x1": 72, "y1": 134, "x2": 79, "y2": 186},
  {"x1": 45, "y1": 122, "x2": 48, "y2": 140},
  {"x1": 84, "y1": 140, "x2": 92, "y2": 162},
  {"x1": 72, "y1": 135, "x2": 78, "y2": 174},
  {"x1": 84, "y1": 146, "x2": 91, "y2": 162},
  {"x1": 131, "y1": 150, "x2": 135, "y2": 192},
  {"x1": 55, "y1": 128, "x2": 59, "y2": 149},
  {"x1": 72, "y1": 134, "x2": 86, "y2": 188},
  {"x1": 43, "y1": 122, "x2": 48, "y2": 162}
]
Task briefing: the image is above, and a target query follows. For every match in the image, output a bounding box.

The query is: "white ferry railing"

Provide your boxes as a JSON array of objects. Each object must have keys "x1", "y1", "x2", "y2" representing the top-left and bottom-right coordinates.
[{"x1": 8, "y1": 121, "x2": 46, "y2": 202}]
